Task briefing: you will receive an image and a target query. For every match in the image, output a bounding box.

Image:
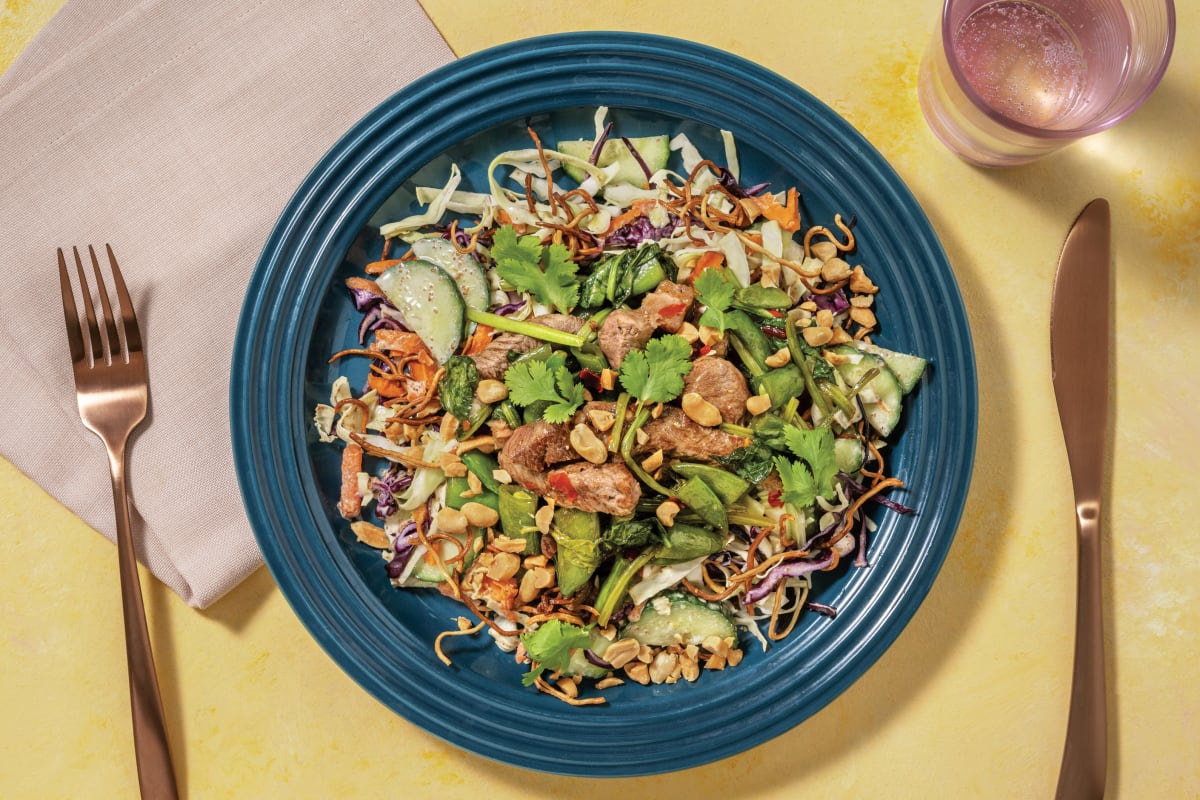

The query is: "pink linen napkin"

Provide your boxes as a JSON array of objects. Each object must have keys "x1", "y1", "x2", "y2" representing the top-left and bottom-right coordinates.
[{"x1": 0, "y1": 0, "x2": 455, "y2": 608}]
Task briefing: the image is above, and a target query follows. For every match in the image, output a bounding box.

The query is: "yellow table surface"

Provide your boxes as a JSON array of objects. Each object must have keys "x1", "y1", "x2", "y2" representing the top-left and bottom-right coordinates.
[{"x1": 3, "y1": 2, "x2": 1197, "y2": 797}]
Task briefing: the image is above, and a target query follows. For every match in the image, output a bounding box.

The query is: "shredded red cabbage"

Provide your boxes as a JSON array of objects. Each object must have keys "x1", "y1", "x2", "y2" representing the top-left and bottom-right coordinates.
[
  {"x1": 744, "y1": 550, "x2": 836, "y2": 605},
  {"x1": 589, "y1": 121, "x2": 614, "y2": 164},
  {"x1": 812, "y1": 288, "x2": 851, "y2": 315},
  {"x1": 493, "y1": 297, "x2": 527, "y2": 316},
  {"x1": 385, "y1": 520, "x2": 420, "y2": 579},
  {"x1": 620, "y1": 136, "x2": 652, "y2": 181},
  {"x1": 373, "y1": 468, "x2": 414, "y2": 519},
  {"x1": 803, "y1": 601, "x2": 838, "y2": 618},
  {"x1": 584, "y1": 649, "x2": 614, "y2": 669},
  {"x1": 715, "y1": 166, "x2": 770, "y2": 198},
  {"x1": 606, "y1": 212, "x2": 680, "y2": 247},
  {"x1": 839, "y1": 473, "x2": 916, "y2": 514}
]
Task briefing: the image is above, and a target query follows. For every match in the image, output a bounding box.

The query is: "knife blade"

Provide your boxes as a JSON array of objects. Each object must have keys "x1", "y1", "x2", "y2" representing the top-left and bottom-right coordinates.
[{"x1": 1050, "y1": 198, "x2": 1110, "y2": 800}]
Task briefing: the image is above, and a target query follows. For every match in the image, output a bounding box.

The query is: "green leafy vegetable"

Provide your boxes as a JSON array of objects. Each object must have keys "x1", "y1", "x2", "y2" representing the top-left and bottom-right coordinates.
[
  {"x1": 504, "y1": 351, "x2": 584, "y2": 423},
  {"x1": 715, "y1": 442, "x2": 777, "y2": 485},
  {"x1": 782, "y1": 424, "x2": 838, "y2": 499},
  {"x1": 437, "y1": 355, "x2": 480, "y2": 420},
  {"x1": 693, "y1": 267, "x2": 738, "y2": 332},
  {"x1": 774, "y1": 455, "x2": 820, "y2": 508},
  {"x1": 520, "y1": 619, "x2": 593, "y2": 686},
  {"x1": 603, "y1": 518, "x2": 660, "y2": 550},
  {"x1": 618, "y1": 334, "x2": 693, "y2": 404},
  {"x1": 770, "y1": 424, "x2": 837, "y2": 508},
  {"x1": 491, "y1": 224, "x2": 579, "y2": 312}
]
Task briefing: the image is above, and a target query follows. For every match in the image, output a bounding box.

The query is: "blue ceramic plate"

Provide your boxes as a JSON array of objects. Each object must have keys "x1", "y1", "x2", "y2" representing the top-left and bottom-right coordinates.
[{"x1": 231, "y1": 33, "x2": 977, "y2": 776}]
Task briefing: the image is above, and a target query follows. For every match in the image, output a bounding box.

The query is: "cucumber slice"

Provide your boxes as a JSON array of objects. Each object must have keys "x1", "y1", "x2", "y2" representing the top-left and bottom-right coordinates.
[
  {"x1": 374, "y1": 259, "x2": 465, "y2": 363},
  {"x1": 566, "y1": 628, "x2": 616, "y2": 679},
  {"x1": 831, "y1": 346, "x2": 904, "y2": 437},
  {"x1": 851, "y1": 340, "x2": 927, "y2": 394},
  {"x1": 557, "y1": 135, "x2": 670, "y2": 186},
  {"x1": 410, "y1": 534, "x2": 467, "y2": 584},
  {"x1": 621, "y1": 591, "x2": 736, "y2": 647},
  {"x1": 834, "y1": 436, "x2": 866, "y2": 473},
  {"x1": 409, "y1": 238, "x2": 490, "y2": 313}
]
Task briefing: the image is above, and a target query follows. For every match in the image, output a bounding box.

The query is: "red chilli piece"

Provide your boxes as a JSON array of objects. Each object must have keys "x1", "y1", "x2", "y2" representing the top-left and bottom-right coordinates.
[{"x1": 548, "y1": 472, "x2": 579, "y2": 503}]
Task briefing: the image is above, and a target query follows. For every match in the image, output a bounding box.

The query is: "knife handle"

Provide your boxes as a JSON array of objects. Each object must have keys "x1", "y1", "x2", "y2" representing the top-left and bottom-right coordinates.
[{"x1": 1055, "y1": 499, "x2": 1107, "y2": 800}]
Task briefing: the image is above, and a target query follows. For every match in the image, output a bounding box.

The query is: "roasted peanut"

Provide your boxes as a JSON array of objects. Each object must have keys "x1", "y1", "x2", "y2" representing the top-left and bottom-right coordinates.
[
  {"x1": 640, "y1": 448, "x2": 664, "y2": 473},
  {"x1": 461, "y1": 501, "x2": 500, "y2": 529},
  {"x1": 802, "y1": 326, "x2": 834, "y2": 347},
  {"x1": 681, "y1": 391, "x2": 722, "y2": 427},
  {"x1": 810, "y1": 240, "x2": 839, "y2": 262},
  {"x1": 764, "y1": 347, "x2": 792, "y2": 368},
  {"x1": 570, "y1": 423, "x2": 608, "y2": 464},
  {"x1": 475, "y1": 378, "x2": 509, "y2": 404},
  {"x1": 656, "y1": 500, "x2": 682, "y2": 527},
  {"x1": 435, "y1": 507, "x2": 468, "y2": 535},
  {"x1": 820, "y1": 256, "x2": 852, "y2": 282}
]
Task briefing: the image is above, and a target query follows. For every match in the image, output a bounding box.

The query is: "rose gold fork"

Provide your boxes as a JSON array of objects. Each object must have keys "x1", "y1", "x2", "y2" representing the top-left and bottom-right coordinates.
[{"x1": 58, "y1": 245, "x2": 180, "y2": 800}]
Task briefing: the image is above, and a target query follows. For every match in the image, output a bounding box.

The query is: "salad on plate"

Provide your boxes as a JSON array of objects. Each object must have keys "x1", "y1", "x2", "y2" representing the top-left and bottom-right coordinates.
[{"x1": 313, "y1": 108, "x2": 927, "y2": 705}]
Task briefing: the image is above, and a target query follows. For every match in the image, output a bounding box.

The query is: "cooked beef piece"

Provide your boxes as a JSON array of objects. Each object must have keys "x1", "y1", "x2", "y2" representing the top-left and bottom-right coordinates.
[
  {"x1": 683, "y1": 355, "x2": 750, "y2": 424},
  {"x1": 573, "y1": 401, "x2": 747, "y2": 462},
  {"x1": 496, "y1": 420, "x2": 577, "y2": 486},
  {"x1": 533, "y1": 314, "x2": 586, "y2": 334},
  {"x1": 544, "y1": 461, "x2": 641, "y2": 516},
  {"x1": 469, "y1": 331, "x2": 538, "y2": 379},
  {"x1": 597, "y1": 308, "x2": 653, "y2": 368},
  {"x1": 469, "y1": 314, "x2": 584, "y2": 379},
  {"x1": 637, "y1": 406, "x2": 747, "y2": 460},
  {"x1": 498, "y1": 419, "x2": 641, "y2": 515},
  {"x1": 639, "y1": 280, "x2": 694, "y2": 333}
]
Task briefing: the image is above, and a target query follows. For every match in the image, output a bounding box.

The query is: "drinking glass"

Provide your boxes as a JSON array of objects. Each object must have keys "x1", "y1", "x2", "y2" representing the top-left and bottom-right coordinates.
[{"x1": 918, "y1": 0, "x2": 1176, "y2": 167}]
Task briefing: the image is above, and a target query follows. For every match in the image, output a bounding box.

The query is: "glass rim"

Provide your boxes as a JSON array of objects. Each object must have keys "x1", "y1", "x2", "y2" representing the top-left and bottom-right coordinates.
[{"x1": 940, "y1": 0, "x2": 1177, "y2": 140}]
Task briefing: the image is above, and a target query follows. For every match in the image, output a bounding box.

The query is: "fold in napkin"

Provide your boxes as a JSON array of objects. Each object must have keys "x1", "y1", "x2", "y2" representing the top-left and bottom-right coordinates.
[{"x1": 0, "y1": 0, "x2": 455, "y2": 608}]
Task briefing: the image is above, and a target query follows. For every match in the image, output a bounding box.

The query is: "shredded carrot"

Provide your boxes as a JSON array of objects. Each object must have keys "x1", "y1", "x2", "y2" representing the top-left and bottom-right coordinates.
[
  {"x1": 337, "y1": 443, "x2": 363, "y2": 519},
  {"x1": 462, "y1": 323, "x2": 496, "y2": 356},
  {"x1": 686, "y1": 250, "x2": 725, "y2": 283},
  {"x1": 364, "y1": 258, "x2": 406, "y2": 275},
  {"x1": 604, "y1": 198, "x2": 660, "y2": 234},
  {"x1": 753, "y1": 187, "x2": 801, "y2": 232}
]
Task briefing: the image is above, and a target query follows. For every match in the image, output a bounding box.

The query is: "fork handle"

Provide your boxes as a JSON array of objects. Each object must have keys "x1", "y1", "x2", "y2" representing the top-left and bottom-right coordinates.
[
  {"x1": 1055, "y1": 500, "x2": 1107, "y2": 800},
  {"x1": 109, "y1": 445, "x2": 181, "y2": 800}
]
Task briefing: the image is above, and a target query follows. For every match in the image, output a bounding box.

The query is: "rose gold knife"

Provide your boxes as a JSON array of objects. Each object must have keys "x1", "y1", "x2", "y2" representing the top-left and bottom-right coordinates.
[{"x1": 1051, "y1": 198, "x2": 1111, "y2": 800}]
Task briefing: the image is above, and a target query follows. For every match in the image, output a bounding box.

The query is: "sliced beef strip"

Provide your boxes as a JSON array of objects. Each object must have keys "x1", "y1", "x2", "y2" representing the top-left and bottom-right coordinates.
[
  {"x1": 468, "y1": 314, "x2": 585, "y2": 380},
  {"x1": 637, "y1": 406, "x2": 747, "y2": 461},
  {"x1": 683, "y1": 355, "x2": 750, "y2": 424},
  {"x1": 597, "y1": 308, "x2": 654, "y2": 369},
  {"x1": 544, "y1": 461, "x2": 641, "y2": 516},
  {"x1": 496, "y1": 420, "x2": 577, "y2": 486},
  {"x1": 498, "y1": 419, "x2": 641, "y2": 516},
  {"x1": 573, "y1": 401, "x2": 747, "y2": 462},
  {"x1": 638, "y1": 280, "x2": 694, "y2": 333}
]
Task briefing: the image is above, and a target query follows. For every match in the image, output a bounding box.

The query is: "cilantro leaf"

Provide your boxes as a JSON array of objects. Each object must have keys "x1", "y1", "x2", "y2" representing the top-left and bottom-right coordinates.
[
  {"x1": 618, "y1": 334, "x2": 694, "y2": 404},
  {"x1": 491, "y1": 224, "x2": 579, "y2": 312},
  {"x1": 520, "y1": 619, "x2": 592, "y2": 686},
  {"x1": 504, "y1": 351, "x2": 584, "y2": 423},
  {"x1": 782, "y1": 425, "x2": 838, "y2": 499},
  {"x1": 774, "y1": 455, "x2": 819, "y2": 508},
  {"x1": 693, "y1": 267, "x2": 737, "y2": 332}
]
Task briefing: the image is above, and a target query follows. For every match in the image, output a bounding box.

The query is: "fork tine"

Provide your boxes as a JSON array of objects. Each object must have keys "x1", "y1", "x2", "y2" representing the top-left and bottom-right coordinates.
[
  {"x1": 88, "y1": 245, "x2": 122, "y2": 363},
  {"x1": 105, "y1": 244, "x2": 143, "y2": 355},
  {"x1": 57, "y1": 248, "x2": 87, "y2": 365},
  {"x1": 71, "y1": 246, "x2": 103, "y2": 365}
]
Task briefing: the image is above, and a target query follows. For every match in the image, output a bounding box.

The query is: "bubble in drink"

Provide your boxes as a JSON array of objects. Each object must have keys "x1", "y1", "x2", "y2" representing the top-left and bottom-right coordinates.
[{"x1": 953, "y1": 1, "x2": 1086, "y2": 127}]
